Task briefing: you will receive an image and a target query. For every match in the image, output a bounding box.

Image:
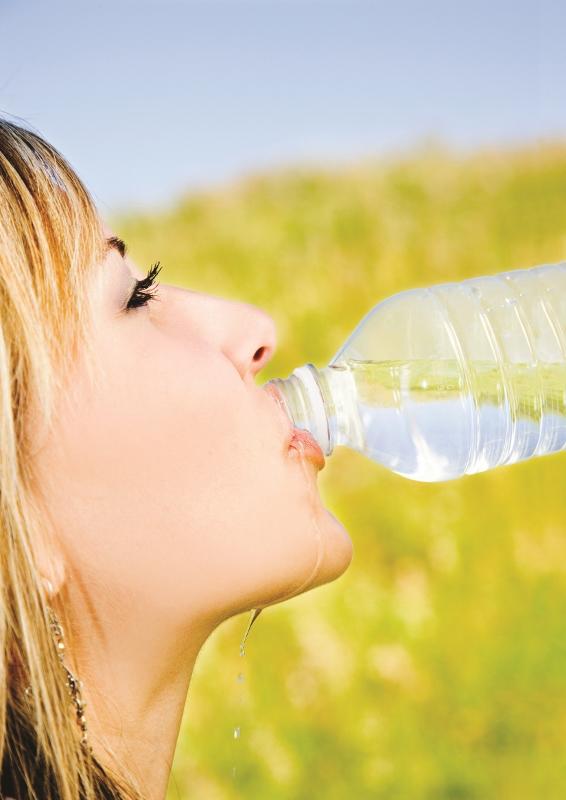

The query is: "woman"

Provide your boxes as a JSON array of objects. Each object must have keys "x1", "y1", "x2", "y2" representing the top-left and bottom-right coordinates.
[{"x1": 0, "y1": 117, "x2": 353, "y2": 799}]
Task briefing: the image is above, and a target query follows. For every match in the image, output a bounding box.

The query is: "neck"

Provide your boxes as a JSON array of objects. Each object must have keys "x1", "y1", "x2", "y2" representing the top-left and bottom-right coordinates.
[{"x1": 66, "y1": 594, "x2": 218, "y2": 800}]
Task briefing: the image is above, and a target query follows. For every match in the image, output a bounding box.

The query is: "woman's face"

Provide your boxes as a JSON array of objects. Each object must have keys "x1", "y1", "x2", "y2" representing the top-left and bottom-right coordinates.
[{"x1": 32, "y1": 227, "x2": 353, "y2": 635}]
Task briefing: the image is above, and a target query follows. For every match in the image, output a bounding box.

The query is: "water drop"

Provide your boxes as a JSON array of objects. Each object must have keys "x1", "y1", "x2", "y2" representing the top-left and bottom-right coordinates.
[
  {"x1": 236, "y1": 672, "x2": 245, "y2": 683},
  {"x1": 240, "y1": 606, "x2": 262, "y2": 656},
  {"x1": 233, "y1": 726, "x2": 241, "y2": 740}
]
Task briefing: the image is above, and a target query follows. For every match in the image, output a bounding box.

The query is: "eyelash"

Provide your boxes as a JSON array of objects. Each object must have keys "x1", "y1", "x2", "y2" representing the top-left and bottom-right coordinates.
[{"x1": 125, "y1": 262, "x2": 163, "y2": 311}]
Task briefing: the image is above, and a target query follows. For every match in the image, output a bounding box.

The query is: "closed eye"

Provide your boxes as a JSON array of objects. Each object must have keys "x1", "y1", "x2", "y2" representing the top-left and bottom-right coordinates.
[{"x1": 123, "y1": 262, "x2": 163, "y2": 311}]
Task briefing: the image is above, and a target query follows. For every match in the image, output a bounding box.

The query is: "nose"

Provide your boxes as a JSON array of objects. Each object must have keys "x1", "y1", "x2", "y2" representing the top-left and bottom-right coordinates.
[
  {"x1": 162, "y1": 284, "x2": 277, "y2": 381},
  {"x1": 226, "y1": 302, "x2": 277, "y2": 380}
]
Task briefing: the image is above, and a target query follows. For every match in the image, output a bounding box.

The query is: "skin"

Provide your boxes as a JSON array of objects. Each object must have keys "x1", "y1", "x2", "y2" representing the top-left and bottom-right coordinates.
[{"x1": 31, "y1": 224, "x2": 353, "y2": 799}]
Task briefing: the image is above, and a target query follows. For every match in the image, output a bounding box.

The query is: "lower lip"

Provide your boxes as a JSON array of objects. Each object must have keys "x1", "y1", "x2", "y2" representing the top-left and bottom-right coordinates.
[{"x1": 289, "y1": 428, "x2": 326, "y2": 471}]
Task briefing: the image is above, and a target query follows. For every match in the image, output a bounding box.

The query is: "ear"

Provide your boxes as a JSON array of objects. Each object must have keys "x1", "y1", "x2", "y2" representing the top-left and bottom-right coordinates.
[
  {"x1": 39, "y1": 565, "x2": 65, "y2": 599},
  {"x1": 35, "y1": 534, "x2": 66, "y2": 598}
]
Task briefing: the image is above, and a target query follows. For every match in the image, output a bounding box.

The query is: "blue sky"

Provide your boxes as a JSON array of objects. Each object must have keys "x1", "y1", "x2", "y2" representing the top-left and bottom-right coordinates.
[{"x1": 1, "y1": 0, "x2": 565, "y2": 214}]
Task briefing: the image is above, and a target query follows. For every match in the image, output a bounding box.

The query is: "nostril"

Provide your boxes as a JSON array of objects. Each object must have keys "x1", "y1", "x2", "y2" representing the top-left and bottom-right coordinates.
[{"x1": 253, "y1": 346, "x2": 266, "y2": 362}]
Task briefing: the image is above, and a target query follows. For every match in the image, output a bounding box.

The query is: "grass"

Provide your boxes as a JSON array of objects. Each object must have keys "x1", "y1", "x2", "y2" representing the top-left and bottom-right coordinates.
[{"x1": 113, "y1": 141, "x2": 566, "y2": 800}]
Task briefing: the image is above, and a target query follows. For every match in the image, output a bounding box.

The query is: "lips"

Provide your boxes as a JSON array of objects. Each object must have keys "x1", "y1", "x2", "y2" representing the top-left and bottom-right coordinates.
[
  {"x1": 288, "y1": 427, "x2": 326, "y2": 471},
  {"x1": 263, "y1": 384, "x2": 326, "y2": 471}
]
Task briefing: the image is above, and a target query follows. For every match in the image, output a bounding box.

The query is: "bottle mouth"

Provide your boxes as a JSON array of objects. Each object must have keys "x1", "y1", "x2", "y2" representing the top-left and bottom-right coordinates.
[
  {"x1": 264, "y1": 382, "x2": 324, "y2": 467},
  {"x1": 263, "y1": 382, "x2": 294, "y2": 441},
  {"x1": 288, "y1": 364, "x2": 331, "y2": 456},
  {"x1": 264, "y1": 365, "x2": 331, "y2": 456}
]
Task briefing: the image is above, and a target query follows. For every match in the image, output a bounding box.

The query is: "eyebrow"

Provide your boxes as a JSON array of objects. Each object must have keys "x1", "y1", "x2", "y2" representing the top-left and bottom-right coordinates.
[{"x1": 106, "y1": 236, "x2": 127, "y2": 258}]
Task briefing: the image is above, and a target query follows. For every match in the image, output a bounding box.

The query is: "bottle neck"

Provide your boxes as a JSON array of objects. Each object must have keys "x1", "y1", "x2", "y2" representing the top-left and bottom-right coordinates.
[{"x1": 266, "y1": 363, "x2": 361, "y2": 457}]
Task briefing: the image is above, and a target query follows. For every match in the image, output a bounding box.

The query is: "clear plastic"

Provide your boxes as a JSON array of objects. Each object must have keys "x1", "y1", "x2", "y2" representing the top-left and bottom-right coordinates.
[{"x1": 264, "y1": 261, "x2": 566, "y2": 482}]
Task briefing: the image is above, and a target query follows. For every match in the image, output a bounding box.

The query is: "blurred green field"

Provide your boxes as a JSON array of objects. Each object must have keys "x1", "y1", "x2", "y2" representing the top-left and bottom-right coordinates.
[{"x1": 113, "y1": 143, "x2": 566, "y2": 800}]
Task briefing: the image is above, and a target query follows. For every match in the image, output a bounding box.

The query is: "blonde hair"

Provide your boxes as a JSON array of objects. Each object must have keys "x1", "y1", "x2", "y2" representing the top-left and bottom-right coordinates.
[{"x1": 0, "y1": 117, "x2": 144, "y2": 799}]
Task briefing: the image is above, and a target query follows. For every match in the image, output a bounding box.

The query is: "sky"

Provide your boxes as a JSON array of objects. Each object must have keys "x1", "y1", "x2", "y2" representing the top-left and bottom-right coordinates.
[{"x1": 1, "y1": 0, "x2": 565, "y2": 214}]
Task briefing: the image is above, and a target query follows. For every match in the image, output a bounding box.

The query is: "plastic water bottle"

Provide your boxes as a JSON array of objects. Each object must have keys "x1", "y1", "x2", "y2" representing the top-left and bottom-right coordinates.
[{"x1": 264, "y1": 261, "x2": 566, "y2": 482}]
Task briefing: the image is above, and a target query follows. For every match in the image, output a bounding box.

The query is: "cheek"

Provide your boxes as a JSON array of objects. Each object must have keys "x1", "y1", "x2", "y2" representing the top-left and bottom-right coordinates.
[
  {"x1": 35, "y1": 327, "x2": 329, "y2": 623},
  {"x1": 32, "y1": 331, "x2": 220, "y2": 597},
  {"x1": 144, "y1": 359, "x2": 323, "y2": 615}
]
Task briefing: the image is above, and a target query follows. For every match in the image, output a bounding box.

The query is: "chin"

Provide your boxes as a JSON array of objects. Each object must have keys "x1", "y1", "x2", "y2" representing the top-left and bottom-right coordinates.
[
  {"x1": 269, "y1": 505, "x2": 354, "y2": 607},
  {"x1": 308, "y1": 506, "x2": 353, "y2": 590}
]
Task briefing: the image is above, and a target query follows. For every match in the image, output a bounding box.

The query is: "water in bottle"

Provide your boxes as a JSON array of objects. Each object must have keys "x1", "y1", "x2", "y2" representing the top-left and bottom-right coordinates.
[{"x1": 264, "y1": 261, "x2": 566, "y2": 481}]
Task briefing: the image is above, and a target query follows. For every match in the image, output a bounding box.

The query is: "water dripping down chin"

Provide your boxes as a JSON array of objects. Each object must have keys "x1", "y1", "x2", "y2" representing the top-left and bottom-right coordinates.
[{"x1": 282, "y1": 437, "x2": 326, "y2": 599}]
